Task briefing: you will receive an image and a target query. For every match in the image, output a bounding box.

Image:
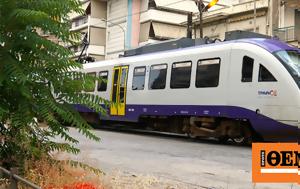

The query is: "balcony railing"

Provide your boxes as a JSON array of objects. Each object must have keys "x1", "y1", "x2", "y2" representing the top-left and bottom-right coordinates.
[
  {"x1": 73, "y1": 16, "x2": 88, "y2": 28},
  {"x1": 273, "y1": 26, "x2": 299, "y2": 42}
]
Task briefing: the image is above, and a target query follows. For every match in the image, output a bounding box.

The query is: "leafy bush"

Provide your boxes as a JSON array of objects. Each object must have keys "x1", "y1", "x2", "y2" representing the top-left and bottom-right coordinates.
[{"x1": 0, "y1": 0, "x2": 107, "y2": 168}]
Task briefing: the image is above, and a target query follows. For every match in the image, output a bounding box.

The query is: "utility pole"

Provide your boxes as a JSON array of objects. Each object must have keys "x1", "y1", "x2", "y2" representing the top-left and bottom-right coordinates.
[
  {"x1": 254, "y1": 0, "x2": 257, "y2": 32},
  {"x1": 187, "y1": 12, "x2": 193, "y2": 38},
  {"x1": 197, "y1": 0, "x2": 204, "y2": 38},
  {"x1": 195, "y1": 0, "x2": 219, "y2": 38}
]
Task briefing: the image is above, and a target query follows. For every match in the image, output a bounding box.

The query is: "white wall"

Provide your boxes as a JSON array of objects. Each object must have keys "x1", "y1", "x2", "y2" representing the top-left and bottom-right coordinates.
[
  {"x1": 284, "y1": 6, "x2": 295, "y2": 27},
  {"x1": 105, "y1": 0, "x2": 128, "y2": 59}
]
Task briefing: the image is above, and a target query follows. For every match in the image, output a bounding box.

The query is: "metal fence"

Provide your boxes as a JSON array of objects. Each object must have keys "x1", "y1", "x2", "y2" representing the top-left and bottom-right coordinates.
[
  {"x1": 0, "y1": 166, "x2": 41, "y2": 189},
  {"x1": 273, "y1": 26, "x2": 297, "y2": 42}
]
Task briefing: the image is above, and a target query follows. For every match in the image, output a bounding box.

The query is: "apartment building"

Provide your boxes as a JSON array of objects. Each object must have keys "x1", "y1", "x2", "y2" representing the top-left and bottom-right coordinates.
[
  {"x1": 194, "y1": 0, "x2": 300, "y2": 48},
  {"x1": 68, "y1": 0, "x2": 299, "y2": 62},
  {"x1": 69, "y1": 0, "x2": 228, "y2": 60},
  {"x1": 69, "y1": 0, "x2": 107, "y2": 61},
  {"x1": 105, "y1": 0, "x2": 222, "y2": 59},
  {"x1": 272, "y1": 0, "x2": 300, "y2": 48}
]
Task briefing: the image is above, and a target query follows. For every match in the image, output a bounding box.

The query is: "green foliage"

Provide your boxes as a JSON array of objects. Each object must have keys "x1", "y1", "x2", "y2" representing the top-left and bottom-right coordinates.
[{"x1": 0, "y1": 0, "x2": 107, "y2": 168}]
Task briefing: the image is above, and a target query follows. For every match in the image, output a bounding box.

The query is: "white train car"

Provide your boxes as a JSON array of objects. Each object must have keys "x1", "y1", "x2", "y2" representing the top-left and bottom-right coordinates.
[{"x1": 77, "y1": 38, "x2": 300, "y2": 143}]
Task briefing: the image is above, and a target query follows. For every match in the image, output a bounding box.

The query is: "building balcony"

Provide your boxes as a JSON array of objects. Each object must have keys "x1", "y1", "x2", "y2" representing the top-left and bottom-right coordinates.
[
  {"x1": 73, "y1": 45, "x2": 105, "y2": 57},
  {"x1": 71, "y1": 16, "x2": 105, "y2": 31},
  {"x1": 273, "y1": 26, "x2": 300, "y2": 42},
  {"x1": 140, "y1": 9, "x2": 187, "y2": 25}
]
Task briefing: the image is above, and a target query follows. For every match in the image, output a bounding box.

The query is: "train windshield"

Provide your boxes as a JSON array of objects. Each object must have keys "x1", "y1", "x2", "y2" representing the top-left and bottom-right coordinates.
[{"x1": 275, "y1": 50, "x2": 300, "y2": 88}]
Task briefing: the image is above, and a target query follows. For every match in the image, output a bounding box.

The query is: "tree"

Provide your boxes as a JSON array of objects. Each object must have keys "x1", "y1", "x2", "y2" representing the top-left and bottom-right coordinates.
[{"x1": 0, "y1": 0, "x2": 106, "y2": 168}]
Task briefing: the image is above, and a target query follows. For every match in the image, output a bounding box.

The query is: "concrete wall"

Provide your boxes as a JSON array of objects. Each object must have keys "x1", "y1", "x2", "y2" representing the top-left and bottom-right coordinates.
[
  {"x1": 107, "y1": 0, "x2": 127, "y2": 22},
  {"x1": 106, "y1": 22, "x2": 127, "y2": 54},
  {"x1": 90, "y1": 27, "x2": 106, "y2": 46},
  {"x1": 91, "y1": 0, "x2": 107, "y2": 19},
  {"x1": 199, "y1": 13, "x2": 267, "y2": 40},
  {"x1": 284, "y1": 6, "x2": 295, "y2": 27},
  {"x1": 105, "y1": 0, "x2": 128, "y2": 58},
  {"x1": 295, "y1": 10, "x2": 300, "y2": 41},
  {"x1": 89, "y1": 54, "x2": 105, "y2": 61},
  {"x1": 270, "y1": 0, "x2": 279, "y2": 34}
]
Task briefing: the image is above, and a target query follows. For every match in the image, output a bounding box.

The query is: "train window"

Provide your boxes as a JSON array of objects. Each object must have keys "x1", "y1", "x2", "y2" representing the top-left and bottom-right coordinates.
[
  {"x1": 170, "y1": 61, "x2": 192, "y2": 89},
  {"x1": 97, "y1": 71, "x2": 108, "y2": 92},
  {"x1": 196, "y1": 58, "x2": 220, "y2": 88},
  {"x1": 84, "y1": 72, "x2": 96, "y2": 92},
  {"x1": 149, "y1": 64, "x2": 167, "y2": 90},
  {"x1": 119, "y1": 67, "x2": 128, "y2": 103},
  {"x1": 259, "y1": 64, "x2": 277, "y2": 82},
  {"x1": 242, "y1": 56, "x2": 254, "y2": 82},
  {"x1": 132, "y1": 67, "x2": 146, "y2": 90}
]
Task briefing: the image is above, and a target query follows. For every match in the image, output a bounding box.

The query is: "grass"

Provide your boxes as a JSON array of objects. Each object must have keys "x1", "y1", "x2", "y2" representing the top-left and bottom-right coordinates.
[{"x1": 18, "y1": 157, "x2": 107, "y2": 189}]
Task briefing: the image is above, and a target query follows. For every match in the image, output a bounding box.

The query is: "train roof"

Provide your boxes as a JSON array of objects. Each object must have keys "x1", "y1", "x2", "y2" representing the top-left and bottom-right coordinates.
[
  {"x1": 236, "y1": 38, "x2": 299, "y2": 53},
  {"x1": 83, "y1": 38, "x2": 300, "y2": 69}
]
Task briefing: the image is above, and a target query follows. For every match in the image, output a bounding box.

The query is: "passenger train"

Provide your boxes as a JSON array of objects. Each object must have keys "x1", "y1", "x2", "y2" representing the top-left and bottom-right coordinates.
[{"x1": 76, "y1": 38, "x2": 300, "y2": 143}]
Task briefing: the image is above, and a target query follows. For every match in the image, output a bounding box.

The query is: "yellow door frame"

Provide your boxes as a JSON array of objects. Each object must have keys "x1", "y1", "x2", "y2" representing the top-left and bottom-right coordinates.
[{"x1": 110, "y1": 66, "x2": 128, "y2": 116}]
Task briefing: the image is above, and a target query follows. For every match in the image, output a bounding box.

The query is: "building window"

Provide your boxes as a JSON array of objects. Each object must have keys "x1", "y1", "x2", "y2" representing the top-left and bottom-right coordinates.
[
  {"x1": 196, "y1": 58, "x2": 220, "y2": 88},
  {"x1": 149, "y1": 64, "x2": 167, "y2": 90},
  {"x1": 74, "y1": 19, "x2": 80, "y2": 27},
  {"x1": 84, "y1": 72, "x2": 96, "y2": 92},
  {"x1": 170, "y1": 61, "x2": 192, "y2": 89},
  {"x1": 259, "y1": 65, "x2": 277, "y2": 82},
  {"x1": 97, "y1": 71, "x2": 108, "y2": 92},
  {"x1": 132, "y1": 67, "x2": 146, "y2": 90},
  {"x1": 242, "y1": 56, "x2": 254, "y2": 82}
]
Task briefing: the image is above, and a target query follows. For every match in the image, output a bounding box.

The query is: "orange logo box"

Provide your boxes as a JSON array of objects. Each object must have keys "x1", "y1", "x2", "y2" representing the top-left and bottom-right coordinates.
[{"x1": 252, "y1": 143, "x2": 299, "y2": 184}]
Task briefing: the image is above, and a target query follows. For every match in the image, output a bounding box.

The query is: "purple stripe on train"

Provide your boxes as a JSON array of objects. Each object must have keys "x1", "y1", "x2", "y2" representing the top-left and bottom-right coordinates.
[
  {"x1": 74, "y1": 104, "x2": 299, "y2": 142},
  {"x1": 240, "y1": 38, "x2": 297, "y2": 53}
]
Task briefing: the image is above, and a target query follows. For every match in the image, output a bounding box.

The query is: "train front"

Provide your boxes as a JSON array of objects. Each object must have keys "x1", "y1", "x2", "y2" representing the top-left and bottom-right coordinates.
[{"x1": 273, "y1": 48, "x2": 300, "y2": 141}]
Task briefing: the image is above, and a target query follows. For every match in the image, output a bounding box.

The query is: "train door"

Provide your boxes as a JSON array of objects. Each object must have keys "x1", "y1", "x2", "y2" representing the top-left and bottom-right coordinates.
[
  {"x1": 110, "y1": 66, "x2": 129, "y2": 116},
  {"x1": 227, "y1": 48, "x2": 259, "y2": 108}
]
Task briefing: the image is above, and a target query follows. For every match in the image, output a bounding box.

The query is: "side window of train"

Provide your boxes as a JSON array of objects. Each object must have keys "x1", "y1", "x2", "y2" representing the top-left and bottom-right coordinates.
[
  {"x1": 242, "y1": 56, "x2": 254, "y2": 82},
  {"x1": 170, "y1": 61, "x2": 192, "y2": 89},
  {"x1": 149, "y1": 64, "x2": 167, "y2": 90},
  {"x1": 196, "y1": 58, "x2": 220, "y2": 88},
  {"x1": 84, "y1": 72, "x2": 96, "y2": 92},
  {"x1": 258, "y1": 64, "x2": 277, "y2": 82},
  {"x1": 132, "y1": 66, "x2": 146, "y2": 90},
  {"x1": 97, "y1": 71, "x2": 108, "y2": 92}
]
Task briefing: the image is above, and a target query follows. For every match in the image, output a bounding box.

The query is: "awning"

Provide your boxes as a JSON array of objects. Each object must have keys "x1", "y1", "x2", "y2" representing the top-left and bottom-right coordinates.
[
  {"x1": 139, "y1": 21, "x2": 187, "y2": 42},
  {"x1": 154, "y1": 0, "x2": 199, "y2": 13},
  {"x1": 228, "y1": 11, "x2": 266, "y2": 23},
  {"x1": 68, "y1": 1, "x2": 90, "y2": 19},
  {"x1": 285, "y1": 0, "x2": 300, "y2": 8},
  {"x1": 152, "y1": 22, "x2": 186, "y2": 39},
  {"x1": 139, "y1": 22, "x2": 151, "y2": 42}
]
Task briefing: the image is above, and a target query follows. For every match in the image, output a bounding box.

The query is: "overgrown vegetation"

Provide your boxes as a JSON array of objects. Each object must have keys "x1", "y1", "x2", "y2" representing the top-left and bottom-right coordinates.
[
  {"x1": 0, "y1": 0, "x2": 107, "y2": 169},
  {"x1": 19, "y1": 157, "x2": 106, "y2": 189}
]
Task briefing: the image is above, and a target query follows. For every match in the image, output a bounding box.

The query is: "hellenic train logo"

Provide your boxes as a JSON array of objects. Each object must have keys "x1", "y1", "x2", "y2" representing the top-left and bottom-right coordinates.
[
  {"x1": 258, "y1": 90, "x2": 278, "y2": 96},
  {"x1": 252, "y1": 143, "x2": 299, "y2": 184}
]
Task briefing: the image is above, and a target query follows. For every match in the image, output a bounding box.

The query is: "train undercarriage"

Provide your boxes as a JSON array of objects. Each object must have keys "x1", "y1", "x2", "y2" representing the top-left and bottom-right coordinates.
[
  {"x1": 140, "y1": 116, "x2": 256, "y2": 145},
  {"x1": 80, "y1": 112, "x2": 259, "y2": 145}
]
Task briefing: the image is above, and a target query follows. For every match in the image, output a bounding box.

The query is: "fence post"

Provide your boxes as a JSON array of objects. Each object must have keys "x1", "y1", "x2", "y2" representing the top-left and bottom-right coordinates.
[{"x1": 8, "y1": 168, "x2": 18, "y2": 189}]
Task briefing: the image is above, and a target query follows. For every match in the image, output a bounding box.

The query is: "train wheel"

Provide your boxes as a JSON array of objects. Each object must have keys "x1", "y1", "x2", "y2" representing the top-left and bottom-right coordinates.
[
  {"x1": 187, "y1": 132, "x2": 197, "y2": 139},
  {"x1": 231, "y1": 131, "x2": 252, "y2": 145},
  {"x1": 232, "y1": 136, "x2": 247, "y2": 145}
]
